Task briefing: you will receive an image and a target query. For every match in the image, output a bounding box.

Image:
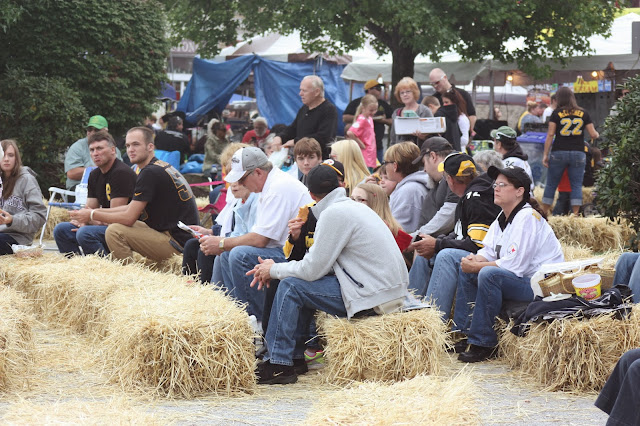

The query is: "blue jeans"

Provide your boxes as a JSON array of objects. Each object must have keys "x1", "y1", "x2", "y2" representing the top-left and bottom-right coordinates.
[
  {"x1": 53, "y1": 222, "x2": 109, "y2": 255},
  {"x1": 182, "y1": 238, "x2": 215, "y2": 284},
  {"x1": 214, "y1": 245, "x2": 286, "y2": 319},
  {"x1": 595, "y1": 348, "x2": 640, "y2": 425},
  {"x1": 426, "y1": 248, "x2": 470, "y2": 321},
  {"x1": 0, "y1": 233, "x2": 18, "y2": 255},
  {"x1": 408, "y1": 255, "x2": 434, "y2": 297},
  {"x1": 613, "y1": 253, "x2": 640, "y2": 302},
  {"x1": 454, "y1": 266, "x2": 533, "y2": 347},
  {"x1": 265, "y1": 275, "x2": 347, "y2": 366},
  {"x1": 543, "y1": 150, "x2": 586, "y2": 206}
]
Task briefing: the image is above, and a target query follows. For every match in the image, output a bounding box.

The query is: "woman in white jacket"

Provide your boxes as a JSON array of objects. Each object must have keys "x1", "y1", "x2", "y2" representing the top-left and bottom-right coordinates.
[{"x1": 454, "y1": 165, "x2": 563, "y2": 363}]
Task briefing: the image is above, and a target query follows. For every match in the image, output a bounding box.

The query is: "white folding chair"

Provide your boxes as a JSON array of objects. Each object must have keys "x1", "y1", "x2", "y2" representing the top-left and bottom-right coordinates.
[{"x1": 39, "y1": 167, "x2": 96, "y2": 247}]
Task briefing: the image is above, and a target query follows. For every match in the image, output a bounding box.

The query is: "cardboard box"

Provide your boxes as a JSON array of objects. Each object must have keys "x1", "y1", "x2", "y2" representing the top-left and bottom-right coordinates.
[{"x1": 394, "y1": 116, "x2": 447, "y2": 135}]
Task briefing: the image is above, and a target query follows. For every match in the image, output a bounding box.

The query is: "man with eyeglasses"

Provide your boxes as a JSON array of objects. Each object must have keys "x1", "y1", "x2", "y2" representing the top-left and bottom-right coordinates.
[
  {"x1": 343, "y1": 79, "x2": 393, "y2": 163},
  {"x1": 429, "y1": 68, "x2": 477, "y2": 138},
  {"x1": 200, "y1": 147, "x2": 312, "y2": 321},
  {"x1": 64, "y1": 115, "x2": 122, "y2": 191}
]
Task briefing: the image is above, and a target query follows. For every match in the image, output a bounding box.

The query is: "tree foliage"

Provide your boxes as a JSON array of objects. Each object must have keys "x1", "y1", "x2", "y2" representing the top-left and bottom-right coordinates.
[
  {"x1": 0, "y1": 68, "x2": 87, "y2": 192},
  {"x1": 0, "y1": 0, "x2": 170, "y2": 138},
  {"x1": 596, "y1": 76, "x2": 640, "y2": 242},
  {"x1": 163, "y1": 0, "x2": 622, "y2": 85}
]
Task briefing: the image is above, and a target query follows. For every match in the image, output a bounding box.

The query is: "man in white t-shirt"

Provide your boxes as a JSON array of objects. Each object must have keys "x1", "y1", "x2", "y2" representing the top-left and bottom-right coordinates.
[
  {"x1": 202, "y1": 147, "x2": 312, "y2": 319},
  {"x1": 541, "y1": 94, "x2": 556, "y2": 123}
]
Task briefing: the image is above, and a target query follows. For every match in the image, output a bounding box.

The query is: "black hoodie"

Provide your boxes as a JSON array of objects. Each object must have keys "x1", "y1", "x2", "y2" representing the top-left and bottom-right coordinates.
[
  {"x1": 435, "y1": 173, "x2": 501, "y2": 254},
  {"x1": 435, "y1": 104, "x2": 462, "y2": 151},
  {"x1": 502, "y1": 143, "x2": 528, "y2": 162}
]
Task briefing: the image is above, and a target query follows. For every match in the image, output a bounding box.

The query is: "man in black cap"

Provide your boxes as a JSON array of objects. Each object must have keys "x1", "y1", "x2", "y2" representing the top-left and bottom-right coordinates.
[
  {"x1": 408, "y1": 137, "x2": 459, "y2": 296},
  {"x1": 409, "y1": 152, "x2": 500, "y2": 324},
  {"x1": 247, "y1": 163, "x2": 409, "y2": 385}
]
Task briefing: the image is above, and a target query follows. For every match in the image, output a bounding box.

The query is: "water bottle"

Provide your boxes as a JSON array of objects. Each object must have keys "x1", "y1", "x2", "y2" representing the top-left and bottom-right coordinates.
[{"x1": 75, "y1": 183, "x2": 88, "y2": 206}]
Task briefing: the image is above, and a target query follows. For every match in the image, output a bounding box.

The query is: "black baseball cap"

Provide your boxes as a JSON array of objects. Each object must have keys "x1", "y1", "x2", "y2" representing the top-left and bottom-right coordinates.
[
  {"x1": 487, "y1": 165, "x2": 532, "y2": 192},
  {"x1": 412, "y1": 136, "x2": 454, "y2": 164},
  {"x1": 307, "y1": 163, "x2": 340, "y2": 195},
  {"x1": 438, "y1": 152, "x2": 476, "y2": 177}
]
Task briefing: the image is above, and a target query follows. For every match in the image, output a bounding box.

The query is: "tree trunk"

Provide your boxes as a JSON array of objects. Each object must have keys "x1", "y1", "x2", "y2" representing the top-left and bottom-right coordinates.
[{"x1": 390, "y1": 45, "x2": 418, "y2": 108}]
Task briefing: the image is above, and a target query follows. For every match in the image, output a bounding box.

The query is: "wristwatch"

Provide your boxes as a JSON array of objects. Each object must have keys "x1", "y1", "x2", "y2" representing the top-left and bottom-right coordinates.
[{"x1": 218, "y1": 238, "x2": 225, "y2": 251}]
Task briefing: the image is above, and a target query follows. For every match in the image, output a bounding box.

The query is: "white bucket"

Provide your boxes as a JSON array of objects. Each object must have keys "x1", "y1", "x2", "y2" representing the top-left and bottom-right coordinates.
[{"x1": 572, "y1": 273, "x2": 602, "y2": 300}]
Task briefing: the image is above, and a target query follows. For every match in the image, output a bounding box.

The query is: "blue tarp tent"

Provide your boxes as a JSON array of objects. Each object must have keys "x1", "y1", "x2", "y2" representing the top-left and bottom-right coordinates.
[{"x1": 176, "y1": 56, "x2": 351, "y2": 135}]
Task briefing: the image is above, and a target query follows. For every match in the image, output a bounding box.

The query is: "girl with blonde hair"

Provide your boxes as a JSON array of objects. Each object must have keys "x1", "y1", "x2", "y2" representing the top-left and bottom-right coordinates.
[
  {"x1": 329, "y1": 139, "x2": 370, "y2": 195},
  {"x1": 347, "y1": 94, "x2": 378, "y2": 170},
  {"x1": 352, "y1": 183, "x2": 412, "y2": 252}
]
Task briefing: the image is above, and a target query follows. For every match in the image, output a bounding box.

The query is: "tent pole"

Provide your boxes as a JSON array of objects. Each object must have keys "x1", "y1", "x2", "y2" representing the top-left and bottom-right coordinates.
[
  {"x1": 349, "y1": 81, "x2": 354, "y2": 101},
  {"x1": 489, "y1": 70, "x2": 495, "y2": 120}
]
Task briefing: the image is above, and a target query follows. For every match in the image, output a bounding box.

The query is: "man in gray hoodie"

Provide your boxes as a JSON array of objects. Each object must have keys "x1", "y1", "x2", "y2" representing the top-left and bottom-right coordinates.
[{"x1": 248, "y1": 163, "x2": 409, "y2": 385}]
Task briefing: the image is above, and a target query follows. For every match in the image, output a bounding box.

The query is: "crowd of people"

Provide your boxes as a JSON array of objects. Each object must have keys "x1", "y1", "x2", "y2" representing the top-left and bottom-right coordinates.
[{"x1": 0, "y1": 70, "x2": 636, "y2": 419}]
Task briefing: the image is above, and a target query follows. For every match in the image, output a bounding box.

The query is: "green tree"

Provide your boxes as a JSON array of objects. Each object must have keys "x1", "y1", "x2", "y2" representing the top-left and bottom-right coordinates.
[
  {"x1": 163, "y1": 0, "x2": 622, "y2": 87},
  {"x1": 0, "y1": 68, "x2": 87, "y2": 191},
  {"x1": 0, "y1": 0, "x2": 170, "y2": 138},
  {"x1": 596, "y1": 76, "x2": 640, "y2": 241}
]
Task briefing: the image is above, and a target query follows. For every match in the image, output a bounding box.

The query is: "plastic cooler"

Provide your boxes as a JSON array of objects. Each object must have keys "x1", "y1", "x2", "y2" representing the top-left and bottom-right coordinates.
[{"x1": 516, "y1": 132, "x2": 547, "y2": 186}]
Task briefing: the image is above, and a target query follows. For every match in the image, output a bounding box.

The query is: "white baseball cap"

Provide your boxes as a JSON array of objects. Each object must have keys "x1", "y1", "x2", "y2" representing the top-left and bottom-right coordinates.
[{"x1": 224, "y1": 147, "x2": 269, "y2": 183}]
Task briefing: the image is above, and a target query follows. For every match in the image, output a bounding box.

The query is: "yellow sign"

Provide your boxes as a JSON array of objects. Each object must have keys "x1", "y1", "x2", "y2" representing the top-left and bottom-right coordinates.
[{"x1": 574, "y1": 77, "x2": 598, "y2": 93}]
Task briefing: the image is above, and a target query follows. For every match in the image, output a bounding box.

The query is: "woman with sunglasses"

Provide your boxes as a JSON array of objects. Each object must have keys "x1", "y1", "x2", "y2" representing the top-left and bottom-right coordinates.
[{"x1": 453, "y1": 165, "x2": 563, "y2": 363}]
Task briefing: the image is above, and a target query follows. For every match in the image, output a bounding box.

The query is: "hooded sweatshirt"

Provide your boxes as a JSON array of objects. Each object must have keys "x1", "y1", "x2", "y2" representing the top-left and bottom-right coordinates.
[
  {"x1": 502, "y1": 144, "x2": 534, "y2": 192},
  {"x1": 389, "y1": 170, "x2": 431, "y2": 233},
  {"x1": 0, "y1": 167, "x2": 46, "y2": 246},
  {"x1": 435, "y1": 173, "x2": 501, "y2": 254},
  {"x1": 435, "y1": 105, "x2": 461, "y2": 151},
  {"x1": 269, "y1": 187, "x2": 409, "y2": 318}
]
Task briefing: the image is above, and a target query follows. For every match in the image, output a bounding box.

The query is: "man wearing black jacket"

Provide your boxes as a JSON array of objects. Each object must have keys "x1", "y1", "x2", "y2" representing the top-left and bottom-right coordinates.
[
  {"x1": 271, "y1": 75, "x2": 337, "y2": 159},
  {"x1": 409, "y1": 153, "x2": 500, "y2": 315}
]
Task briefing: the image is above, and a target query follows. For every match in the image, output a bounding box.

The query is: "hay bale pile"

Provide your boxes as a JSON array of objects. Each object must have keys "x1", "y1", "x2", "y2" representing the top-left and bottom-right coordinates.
[
  {"x1": 40, "y1": 203, "x2": 70, "y2": 241},
  {"x1": 304, "y1": 373, "x2": 478, "y2": 425},
  {"x1": 0, "y1": 285, "x2": 35, "y2": 391},
  {"x1": 499, "y1": 308, "x2": 640, "y2": 392},
  {"x1": 549, "y1": 216, "x2": 634, "y2": 252},
  {"x1": 318, "y1": 308, "x2": 450, "y2": 384},
  {"x1": 0, "y1": 255, "x2": 256, "y2": 397},
  {"x1": 532, "y1": 187, "x2": 594, "y2": 206}
]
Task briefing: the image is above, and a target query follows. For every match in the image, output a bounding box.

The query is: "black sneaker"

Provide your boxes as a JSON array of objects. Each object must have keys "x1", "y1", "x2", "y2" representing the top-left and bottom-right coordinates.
[
  {"x1": 447, "y1": 338, "x2": 469, "y2": 354},
  {"x1": 256, "y1": 361, "x2": 298, "y2": 385},
  {"x1": 293, "y1": 358, "x2": 308, "y2": 375},
  {"x1": 457, "y1": 344, "x2": 498, "y2": 363}
]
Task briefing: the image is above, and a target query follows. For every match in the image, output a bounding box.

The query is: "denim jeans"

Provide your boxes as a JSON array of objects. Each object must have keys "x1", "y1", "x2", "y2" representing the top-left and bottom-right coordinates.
[
  {"x1": 595, "y1": 348, "x2": 640, "y2": 425},
  {"x1": 408, "y1": 255, "x2": 434, "y2": 297},
  {"x1": 613, "y1": 253, "x2": 640, "y2": 302},
  {"x1": 455, "y1": 266, "x2": 534, "y2": 347},
  {"x1": 182, "y1": 238, "x2": 215, "y2": 284},
  {"x1": 215, "y1": 245, "x2": 287, "y2": 319},
  {"x1": 425, "y1": 248, "x2": 470, "y2": 321},
  {"x1": 265, "y1": 275, "x2": 347, "y2": 366},
  {"x1": 53, "y1": 222, "x2": 109, "y2": 256},
  {"x1": 543, "y1": 150, "x2": 586, "y2": 206},
  {"x1": 0, "y1": 233, "x2": 18, "y2": 255}
]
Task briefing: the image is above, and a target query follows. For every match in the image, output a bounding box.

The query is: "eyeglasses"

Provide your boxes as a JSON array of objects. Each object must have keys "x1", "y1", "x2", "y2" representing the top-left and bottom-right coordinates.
[
  {"x1": 87, "y1": 127, "x2": 99, "y2": 133},
  {"x1": 430, "y1": 75, "x2": 446, "y2": 87},
  {"x1": 351, "y1": 196, "x2": 368, "y2": 203},
  {"x1": 238, "y1": 169, "x2": 254, "y2": 184},
  {"x1": 399, "y1": 90, "x2": 413, "y2": 96},
  {"x1": 492, "y1": 182, "x2": 513, "y2": 189}
]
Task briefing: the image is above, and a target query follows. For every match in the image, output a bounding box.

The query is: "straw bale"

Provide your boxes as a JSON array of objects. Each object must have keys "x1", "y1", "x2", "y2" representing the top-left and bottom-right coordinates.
[
  {"x1": 99, "y1": 280, "x2": 256, "y2": 397},
  {"x1": 549, "y1": 216, "x2": 635, "y2": 252},
  {"x1": 498, "y1": 307, "x2": 640, "y2": 392},
  {"x1": 0, "y1": 255, "x2": 256, "y2": 397},
  {"x1": 40, "y1": 203, "x2": 70, "y2": 241},
  {"x1": 0, "y1": 285, "x2": 35, "y2": 391},
  {"x1": 561, "y1": 244, "x2": 594, "y2": 261},
  {"x1": 196, "y1": 197, "x2": 210, "y2": 209},
  {"x1": 319, "y1": 308, "x2": 450, "y2": 384},
  {"x1": 304, "y1": 373, "x2": 478, "y2": 425}
]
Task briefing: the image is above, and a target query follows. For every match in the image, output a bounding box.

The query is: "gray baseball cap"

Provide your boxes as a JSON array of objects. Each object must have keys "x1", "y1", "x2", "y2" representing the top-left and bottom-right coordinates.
[{"x1": 224, "y1": 147, "x2": 269, "y2": 183}]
